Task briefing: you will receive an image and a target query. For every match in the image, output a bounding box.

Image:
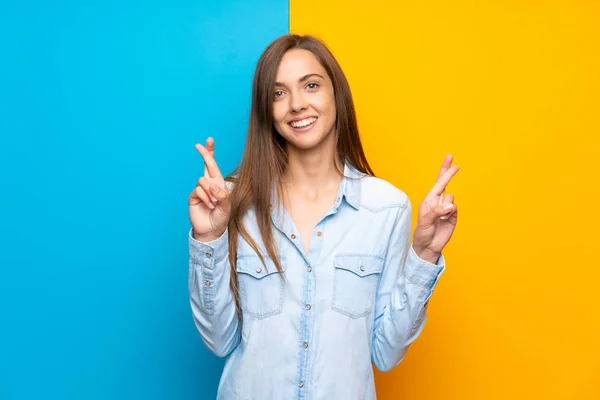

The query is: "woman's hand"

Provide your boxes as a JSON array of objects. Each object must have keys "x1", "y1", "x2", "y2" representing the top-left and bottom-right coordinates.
[
  {"x1": 412, "y1": 155, "x2": 460, "y2": 264},
  {"x1": 188, "y1": 137, "x2": 231, "y2": 242}
]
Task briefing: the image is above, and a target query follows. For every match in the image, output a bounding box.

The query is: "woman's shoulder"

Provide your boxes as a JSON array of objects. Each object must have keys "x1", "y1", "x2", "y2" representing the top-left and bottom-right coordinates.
[{"x1": 358, "y1": 175, "x2": 411, "y2": 211}]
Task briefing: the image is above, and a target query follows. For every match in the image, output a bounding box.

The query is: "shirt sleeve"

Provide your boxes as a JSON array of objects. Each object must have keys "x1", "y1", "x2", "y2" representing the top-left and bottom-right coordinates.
[
  {"x1": 370, "y1": 199, "x2": 445, "y2": 372},
  {"x1": 188, "y1": 228, "x2": 241, "y2": 357}
]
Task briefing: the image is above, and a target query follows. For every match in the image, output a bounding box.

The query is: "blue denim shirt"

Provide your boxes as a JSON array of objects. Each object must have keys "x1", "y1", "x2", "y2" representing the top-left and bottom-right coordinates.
[{"x1": 188, "y1": 164, "x2": 445, "y2": 400}]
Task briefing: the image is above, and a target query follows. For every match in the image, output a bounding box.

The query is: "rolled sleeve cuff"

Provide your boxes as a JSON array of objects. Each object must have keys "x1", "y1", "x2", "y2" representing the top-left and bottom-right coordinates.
[
  {"x1": 405, "y1": 244, "x2": 445, "y2": 290},
  {"x1": 189, "y1": 228, "x2": 229, "y2": 268}
]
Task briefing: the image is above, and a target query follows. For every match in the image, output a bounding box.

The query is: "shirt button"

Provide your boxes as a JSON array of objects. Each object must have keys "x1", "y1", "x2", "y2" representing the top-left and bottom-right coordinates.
[
  {"x1": 205, "y1": 281, "x2": 211, "y2": 287},
  {"x1": 307, "y1": 266, "x2": 312, "y2": 272},
  {"x1": 206, "y1": 252, "x2": 212, "y2": 258},
  {"x1": 299, "y1": 381, "x2": 304, "y2": 388},
  {"x1": 256, "y1": 267, "x2": 262, "y2": 273},
  {"x1": 305, "y1": 304, "x2": 311, "y2": 310},
  {"x1": 291, "y1": 234, "x2": 297, "y2": 239},
  {"x1": 316, "y1": 231, "x2": 322, "y2": 237},
  {"x1": 303, "y1": 342, "x2": 309, "y2": 349},
  {"x1": 360, "y1": 265, "x2": 365, "y2": 272}
]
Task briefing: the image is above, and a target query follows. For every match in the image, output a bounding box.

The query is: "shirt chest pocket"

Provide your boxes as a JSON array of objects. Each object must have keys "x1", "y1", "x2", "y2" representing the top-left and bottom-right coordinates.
[
  {"x1": 236, "y1": 255, "x2": 286, "y2": 320},
  {"x1": 332, "y1": 254, "x2": 384, "y2": 318}
]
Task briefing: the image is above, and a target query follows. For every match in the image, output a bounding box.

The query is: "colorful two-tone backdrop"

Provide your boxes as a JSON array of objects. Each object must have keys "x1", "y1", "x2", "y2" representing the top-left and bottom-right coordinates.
[{"x1": 1, "y1": 1, "x2": 598, "y2": 399}]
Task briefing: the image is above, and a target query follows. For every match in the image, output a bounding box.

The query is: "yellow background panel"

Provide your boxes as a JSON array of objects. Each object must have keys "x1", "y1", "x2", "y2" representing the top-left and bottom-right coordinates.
[{"x1": 291, "y1": 1, "x2": 600, "y2": 398}]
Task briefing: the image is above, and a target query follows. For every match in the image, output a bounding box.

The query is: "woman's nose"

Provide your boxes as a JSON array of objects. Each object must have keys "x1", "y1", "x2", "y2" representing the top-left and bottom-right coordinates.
[{"x1": 289, "y1": 92, "x2": 307, "y2": 113}]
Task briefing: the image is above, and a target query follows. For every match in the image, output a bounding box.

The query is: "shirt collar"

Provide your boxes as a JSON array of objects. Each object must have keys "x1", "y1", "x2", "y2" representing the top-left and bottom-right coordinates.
[
  {"x1": 339, "y1": 162, "x2": 362, "y2": 210},
  {"x1": 270, "y1": 161, "x2": 364, "y2": 230}
]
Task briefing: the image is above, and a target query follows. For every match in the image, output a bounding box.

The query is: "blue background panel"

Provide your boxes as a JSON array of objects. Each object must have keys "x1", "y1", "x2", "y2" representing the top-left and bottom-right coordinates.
[{"x1": 0, "y1": 1, "x2": 287, "y2": 399}]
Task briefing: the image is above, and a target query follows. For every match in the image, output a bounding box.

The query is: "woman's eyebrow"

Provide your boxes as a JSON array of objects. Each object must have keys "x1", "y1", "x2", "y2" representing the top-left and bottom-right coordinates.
[
  {"x1": 299, "y1": 73, "x2": 324, "y2": 82},
  {"x1": 275, "y1": 73, "x2": 324, "y2": 87}
]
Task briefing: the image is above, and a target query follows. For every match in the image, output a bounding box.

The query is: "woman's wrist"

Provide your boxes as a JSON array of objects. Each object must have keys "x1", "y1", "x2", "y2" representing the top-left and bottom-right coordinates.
[
  {"x1": 412, "y1": 244, "x2": 441, "y2": 264},
  {"x1": 194, "y1": 229, "x2": 226, "y2": 243}
]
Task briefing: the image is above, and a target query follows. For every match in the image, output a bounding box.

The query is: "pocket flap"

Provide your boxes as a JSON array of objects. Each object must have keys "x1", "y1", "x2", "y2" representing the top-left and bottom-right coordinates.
[
  {"x1": 236, "y1": 255, "x2": 286, "y2": 279},
  {"x1": 334, "y1": 254, "x2": 383, "y2": 277}
]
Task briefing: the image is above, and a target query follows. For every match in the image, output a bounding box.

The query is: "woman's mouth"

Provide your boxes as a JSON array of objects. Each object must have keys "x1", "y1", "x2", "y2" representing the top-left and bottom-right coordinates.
[{"x1": 289, "y1": 117, "x2": 317, "y2": 132}]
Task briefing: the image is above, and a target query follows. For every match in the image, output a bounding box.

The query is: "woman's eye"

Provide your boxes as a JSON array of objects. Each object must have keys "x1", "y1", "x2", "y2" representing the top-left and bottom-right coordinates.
[
  {"x1": 274, "y1": 90, "x2": 284, "y2": 99},
  {"x1": 307, "y1": 82, "x2": 320, "y2": 90}
]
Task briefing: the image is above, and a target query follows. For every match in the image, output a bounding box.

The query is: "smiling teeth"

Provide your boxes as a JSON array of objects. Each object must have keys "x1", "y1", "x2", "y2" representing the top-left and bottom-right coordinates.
[{"x1": 290, "y1": 117, "x2": 316, "y2": 128}]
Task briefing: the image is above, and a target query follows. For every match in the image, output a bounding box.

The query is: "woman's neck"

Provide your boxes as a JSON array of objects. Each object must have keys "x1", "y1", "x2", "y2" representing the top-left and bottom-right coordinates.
[{"x1": 281, "y1": 139, "x2": 343, "y2": 193}]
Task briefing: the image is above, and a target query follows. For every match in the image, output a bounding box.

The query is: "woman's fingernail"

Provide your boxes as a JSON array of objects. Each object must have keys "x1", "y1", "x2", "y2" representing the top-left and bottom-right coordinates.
[
  {"x1": 443, "y1": 203, "x2": 454, "y2": 211},
  {"x1": 210, "y1": 184, "x2": 219, "y2": 193},
  {"x1": 210, "y1": 195, "x2": 218, "y2": 203}
]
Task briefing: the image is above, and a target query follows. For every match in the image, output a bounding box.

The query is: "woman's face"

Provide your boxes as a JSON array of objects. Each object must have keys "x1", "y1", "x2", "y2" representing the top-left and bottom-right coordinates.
[{"x1": 272, "y1": 49, "x2": 337, "y2": 152}]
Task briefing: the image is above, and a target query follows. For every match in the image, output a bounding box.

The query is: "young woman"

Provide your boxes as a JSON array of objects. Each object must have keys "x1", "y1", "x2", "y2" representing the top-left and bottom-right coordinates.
[{"x1": 188, "y1": 34, "x2": 459, "y2": 399}]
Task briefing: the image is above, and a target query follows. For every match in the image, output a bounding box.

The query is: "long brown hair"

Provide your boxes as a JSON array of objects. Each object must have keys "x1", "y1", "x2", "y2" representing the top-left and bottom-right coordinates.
[{"x1": 226, "y1": 34, "x2": 374, "y2": 318}]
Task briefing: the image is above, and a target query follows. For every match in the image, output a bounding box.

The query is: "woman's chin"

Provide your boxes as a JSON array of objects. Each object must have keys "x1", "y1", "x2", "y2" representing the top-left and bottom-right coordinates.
[{"x1": 287, "y1": 134, "x2": 333, "y2": 153}]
